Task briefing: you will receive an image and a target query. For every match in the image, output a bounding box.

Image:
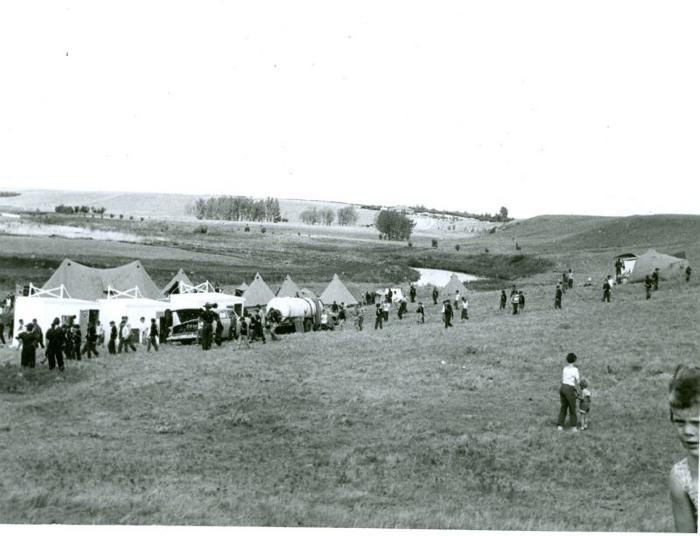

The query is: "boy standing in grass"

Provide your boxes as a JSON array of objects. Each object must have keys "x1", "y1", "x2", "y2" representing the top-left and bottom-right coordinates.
[
  {"x1": 499, "y1": 290, "x2": 507, "y2": 310},
  {"x1": 555, "y1": 284, "x2": 563, "y2": 309},
  {"x1": 602, "y1": 278, "x2": 612, "y2": 302},
  {"x1": 557, "y1": 352, "x2": 580, "y2": 431},
  {"x1": 374, "y1": 304, "x2": 383, "y2": 330}
]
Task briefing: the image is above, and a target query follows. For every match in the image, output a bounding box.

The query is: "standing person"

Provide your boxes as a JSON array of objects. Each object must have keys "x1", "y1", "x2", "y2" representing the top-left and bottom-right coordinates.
[
  {"x1": 32, "y1": 319, "x2": 45, "y2": 350},
  {"x1": 118, "y1": 318, "x2": 130, "y2": 354},
  {"x1": 602, "y1": 279, "x2": 612, "y2": 303},
  {"x1": 214, "y1": 317, "x2": 224, "y2": 347},
  {"x1": 139, "y1": 317, "x2": 149, "y2": 346},
  {"x1": 355, "y1": 305, "x2": 365, "y2": 331},
  {"x1": 645, "y1": 275, "x2": 653, "y2": 300},
  {"x1": 557, "y1": 352, "x2": 580, "y2": 432},
  {"x1": 337, "y1": 303, "x2": 347, "y2": 329},
  {"x1": 125, "y1": 318, "x2": 137, "y2": 352},
  {"x1": 615, "y1": 258, "x2": 623, "y2": 281},
  {"x1": 652, "y1": 268, "x2": 660, "y2": 291},
  {"x1": 454, "y1": 290, "x2": 461, "y2": 311},
  {"x1": 253, "y1": 312, "x2": 266, "y2": 344},
  {"x1": 499, "y1": 290, "x2": 507, "y2": 311},
  {"x1": 561, "y1": 271, "x2": 569, "y2": 292},
  {"x1": 577, "y1": 379, "x2": 592, "y2": 430},
  {"x1": 416, "y1": 302, "x2": 425, "y2": 324},
  {"x1": 147, "y1": 318, "x2": 159, "y2": 352},
  {"x1": 442, "y1": 301, "x2": 453, "y2": 328},
  {"x1": 382, "y1": 300, "x2": 390, "y2": 323},
  {"x1": 397, "y1": 300, "x2": 404, "y2": 320},
  {"x1": 685, "y1": 265, "x2": 692, "y2": 282},
  {"x1": 386, "y1": 289, "x2": 393, "y2": 304},
  {"x1": 108, "y1": 321, "x2": 118, "y2": 355},
  {"x1": 0, "y1": 318, "x2": 5, "y2": 345},
  {"x1": 238, "y1": 313, "x2": 252, "y2": 349},
  {"x1": 72, "y1": 325, "x2": 82, "y2": 360},
  {"x1": 45, "y1": 318, "x2": 65, "y2": 371},
  {"x1": 96, "y1": 321, "x2": 105, "y2": 348},
  {"x1": 409, "y1": 284, "x2": 416, "y2": 303},
  {"x1": 199, "y1": 306, "x2": 214, "y2": 350},
  {"x1": 17, "y1": 323, "x2": 38, "y2": 368},
  {"x1": 511, "y1": 292, "x2": 520, "y2": 315},
  {"x1": 555, "y1": 284, "x2": 563, "y2": 309},
  {"x1": 82, "y1": 321, "x2": 99, "y2": 358},
  {"x1": 64, "y1": 322, "x2": 74, "y2": 359},
  {"x1": 432, "y1": 287, "x2": 439, "y2": 305},
  {"x1": 667, "y1": 365, "x2": 699, "y2": 533},
  {"x1": 331, "y1": 301, "x2": 339, "y2": 314},
  {"x1": 518, "y1": 291, "x2": 525, "y2": 311},
  {"x1": 567, "y1": 269, "x2": 574, "y2": 290},
  {"x1": 15, "y1": 319, "x2": 25, "y2": 351},
  {"x1": 374, "y1": 303, "x2": 383, "y2": 330},
  {"x1": 460, "y1": 296, "x2": 469, "y2": 320}
]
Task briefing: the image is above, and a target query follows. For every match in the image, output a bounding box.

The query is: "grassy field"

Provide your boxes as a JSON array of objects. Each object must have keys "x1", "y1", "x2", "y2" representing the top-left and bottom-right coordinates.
[{"x1": 0, "y1": 211, "x2": 698, "y2": 529}]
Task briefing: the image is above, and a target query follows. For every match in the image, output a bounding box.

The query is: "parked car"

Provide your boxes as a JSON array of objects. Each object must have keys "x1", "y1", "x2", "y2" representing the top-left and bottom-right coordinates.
[{"x1": 167, "y1": 307, "x2": 238, "y2": 344}]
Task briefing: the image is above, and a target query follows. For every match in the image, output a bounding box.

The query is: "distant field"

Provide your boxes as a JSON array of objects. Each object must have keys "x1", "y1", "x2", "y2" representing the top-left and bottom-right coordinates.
[{"x1": 0, "y1": 269, "x2": 696, "y2": 529}]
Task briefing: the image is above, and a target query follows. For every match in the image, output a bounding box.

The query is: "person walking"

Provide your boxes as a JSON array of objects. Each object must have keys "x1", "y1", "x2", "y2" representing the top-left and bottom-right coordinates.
[
  {"x1": 374, "y1": 303, "x2": 383, "y2": 330},
  {"x1": 453, "y1": 290, "x2": 461, "y2": 311},
  {"x1": 96, "y1": 321, "x2": 106, "y2": 348},
  {"x1": 214, "y1": 317, "x2": 224, "y2": 346},
  {"x1": 555, "y1": 284, "x2": 563, "y2": 309},
  {"x1": 0, "y1": 318, "x2": 5, "y2": 345},
  {"x1": 645, "y1": 275, "x2": 653, "y2": 300},
  {"x1": 118, "y1": 318, "x2": 129, "y2": 353},
  {"x1": 416, "y1": 302, "x2": 425, "y2": 324},
  {"x1": 355, "y1": 305, "x2": 365, "y2": 331},
  {"x1": 499, "y1": 290, "x2": 507, "y2": 311},
  {"x1": 432, "y1": 287, "x2": 439, "y2": 305},
  {"x1": 147, "y1": 318, "x2": 159, "y2": 352},
  {"x1": 567, "y1": 269, "x2": 574, "y2": 290},
  {"x1": 17, "y1": 323, "x2": 39, "y2": 368},
  {"x1": 82, "y1": 321, "x2": 99, "y2": 358},
  {"x1": 45, "y1": 318, "x2": 65, "y2": 371},
  {"x1": 602, "y1": 279, "x2": 612, "y2": 303},
  {"x1": 199, "y1": 306, "x2": 215, "y2": 350},
  {"x1": 108, "y1": 321, "x2": 118, "y2": 354},
  {"x1": 337, "y1": 303, "x2": 347, "y2": 329},
  {"x1": 518, "y1": 291, "x2": 525, "y2": 312},
  {"x1": 409, "y1": 284, "x2": 416, "y2": 303},
  {"x1": 382, "y1": 300, "x2": 390, "y2": 323},
  {"x1": 253, "y1": 312, "x2": 266, "y2": 344},
  {"x1": 32, "y1": 319, "x2": 45, "y2": 350},
  {"x1": 72, "y1": 325, "x2": 82, "y2": 360},
  {"x1": 557, "y1": 352, "x2": 580, "y2": 431},
  {"x1": 685, "y1": 265, "x2": 692, "y2": 282},
  {"x1": 652, "y1": 268, "x2": 660, "y2": 291},
  {"x1": 442, "y1": 301, "x2": 454, "y2": 328},
  {"x1": 460, "y1": 296, "x2": 469, "y2": 320}
]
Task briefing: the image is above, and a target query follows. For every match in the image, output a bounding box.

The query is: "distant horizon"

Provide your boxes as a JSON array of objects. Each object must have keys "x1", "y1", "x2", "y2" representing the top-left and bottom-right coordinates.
[{"x1": 2, "y1": 186, "x2": 699, "y2": 220}]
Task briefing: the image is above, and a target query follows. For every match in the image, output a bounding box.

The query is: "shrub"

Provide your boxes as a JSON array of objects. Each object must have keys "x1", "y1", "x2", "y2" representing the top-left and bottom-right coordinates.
[
  {"x1": 455, "y1": 244, "x2": 461, "y2": 251},
  {"x1": 140, "y1": 217, "x2": 144, "y2": 222},
  {"x1": 489, "y1": 227, "x2": 496, "y2": 234},
  {"x1": 194, "y1": 225, "x2": 208, "y2": 234},
  {"x1": 431, "y1": 239, "x2": 438, "y2": 248},
  {"x1": 407, "y1": 241, "x2": 413, "y2": 248},
  {"x1": 129, "y1": 215, "x2": 134, "y2": 220},
  {"x1": 119, "y1": 214, "x2": 124, "y2": 220},
  {"x1": 244, "y1": 226, "x2": 250, "y2": 232},
  {"x1": 260, "y1": 226, "x2": 266, "y2": 234}
]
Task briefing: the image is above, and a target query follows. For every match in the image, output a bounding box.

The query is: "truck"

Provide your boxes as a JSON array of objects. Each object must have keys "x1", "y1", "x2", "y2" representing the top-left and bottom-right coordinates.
[{"x1": 265, "y1": 296, "x2": 324, "y2": 333}]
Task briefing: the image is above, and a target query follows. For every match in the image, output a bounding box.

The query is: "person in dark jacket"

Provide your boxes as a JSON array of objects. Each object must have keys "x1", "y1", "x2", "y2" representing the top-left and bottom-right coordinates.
[
  {"x1": 518, "y1": 291, "x2": 525, "y2": 311},
  {"x1": 253, "y1": 312, "x2": 266, "y2": 343},
  {"x1": 199, "y1": 306, "x2": 215, "y2": 350},
  {"x1": 602, "y1": 279, "x2": 612, "y2": 302},
  {"x1": 442, "y1": 301, "x2": 454, "y2": 328},
  {"x1": 72, "y1": 325, "x2": 82, "y2": 360},
  {"x1": 499, "y1": 290, "x2": 507, "y2": 311},
  {"x1": 214, "y1": 317, "x2": 224, "y2": 347},
  {"x1": 17, "y1": 322, "x2": 39, "y2": 368},
  {"x1": 416, "y1": 302, "x2": 425, "y2": 324},
  {"x1": 555, "y1": 285, "x2": 563, "y2": 309},
  {"x1": 651, "y1": 268, "x2": 660, "y2": 291},
  {"x1": 64, "y1": 322, "x2": 75, "y2": 359},
  {"x1": 0, "y1": 319, "x2": 5, "y2": 345},
  {"x1": 431, "y1": 287, "x2": 439, "y2": 305},
  {"x1": 147, "y1": 318, "x2": 159, "y2": 352},
  {"x1": 409, "y1": 284, "x2": 416, "y2": 303},
  {"x1": 374, "y1": 303, "x2": 383, "y2": 330},
  {"x1": 685, "y1": 265, "x2": 691, "y2": 282},
  {"x1": 45, "y1": 318, "x2": 65, "y2": 371},
  {"x1": 82, "y1": 321, "x2": 99, "y2": 358},
  {"x1": 645, "y1": 275, "x2": 653, "y2": 300},
  {"x1": 32, "y1": 319, "x2": 45, "y2": 350},
  {"x1": 108, "y1": 321, "x2": 117, "y2": 354}
]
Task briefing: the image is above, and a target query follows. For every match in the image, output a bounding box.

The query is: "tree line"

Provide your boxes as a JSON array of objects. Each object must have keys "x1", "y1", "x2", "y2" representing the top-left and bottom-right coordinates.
[
  {"x1": 410, "y1": 205, "x2": 511, "y2": 222},
  {"x1": 189, "y1": 196, "x2": 282, "y2": 222},
  {"x1": 55, "y1": 204, "x2": 107, "y2": 215},
  {"x1": 299, "y1": 205, "x2": 359, "y2": 226}
]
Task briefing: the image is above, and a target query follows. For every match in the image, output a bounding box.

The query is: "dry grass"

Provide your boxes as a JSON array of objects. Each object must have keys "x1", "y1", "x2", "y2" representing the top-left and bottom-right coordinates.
[{"x1": 1, "y1": 275, "x2": 697, "y2": 530}]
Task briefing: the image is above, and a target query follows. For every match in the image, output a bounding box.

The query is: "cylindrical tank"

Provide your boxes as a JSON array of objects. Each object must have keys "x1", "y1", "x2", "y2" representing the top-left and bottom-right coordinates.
[{"x1": 265, "y1": 297, "x2": 319, "y2": 320}]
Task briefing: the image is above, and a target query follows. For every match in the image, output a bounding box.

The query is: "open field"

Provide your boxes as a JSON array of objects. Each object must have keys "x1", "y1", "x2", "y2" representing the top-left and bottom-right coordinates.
[
  {"x1": 0, "y1": 209, "x2": 698, "y2": 529},
  {"x1": 0, "y1": 274, "x2": 697, "y2": 529}
]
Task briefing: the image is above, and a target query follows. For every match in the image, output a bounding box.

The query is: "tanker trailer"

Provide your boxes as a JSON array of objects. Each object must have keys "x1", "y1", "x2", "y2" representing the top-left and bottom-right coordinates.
[{"x1": 265, "y1": 296, "x2": 323, "y2": 333}]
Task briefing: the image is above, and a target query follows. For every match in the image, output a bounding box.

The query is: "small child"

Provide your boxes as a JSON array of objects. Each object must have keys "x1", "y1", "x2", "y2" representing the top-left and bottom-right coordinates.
[
  {"x1": 577, "y1": 379, "x2": 592, "y2": 430},
  {"x1": 668, "y1": 365, "x2": 699, "y2": 533}
]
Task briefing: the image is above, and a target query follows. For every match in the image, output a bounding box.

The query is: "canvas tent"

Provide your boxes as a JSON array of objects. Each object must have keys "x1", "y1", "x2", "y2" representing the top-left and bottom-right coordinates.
[
  {"x1": 628, "y1": 249, "x2": 689, "y2": 283},
  {"x1": 440, "y1": 273, "x2": 467, "y2": 300},
  {"x1": 319, "y1": 274, "x2": 358, "y2": 307},
  {"x1": 276, "y1": 275, "x2": 301, "y2": 298},
  {"x1": 242, "y1": 273, "x2": 275, "y2": 308},
  {"x1": 12, "y1": 284, "x2": 97, "y2": 347},
  {"x1": 96, "y1": 294, "x2": 169, "y2": 340},
  {"x1": 43, "y1": 259, "x2": 163, "y2": 301},
  {"x1": 162, "y1": 269, "x2": 194, "y2": 296}
]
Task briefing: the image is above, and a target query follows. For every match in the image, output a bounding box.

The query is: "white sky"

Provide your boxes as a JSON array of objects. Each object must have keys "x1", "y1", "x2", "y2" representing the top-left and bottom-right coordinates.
[{"x1": 1, "y1": 1, "x2": 698, "y2": 218}]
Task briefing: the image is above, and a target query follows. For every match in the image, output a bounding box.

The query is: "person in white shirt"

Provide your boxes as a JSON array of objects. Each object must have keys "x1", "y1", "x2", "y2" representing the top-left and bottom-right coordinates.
[
  {"x1": 139, "y1": 317, "x2": 148, "y2": 345},
  {"x1": 557, "y1": 352, "x2": 580, "y2": 431}
]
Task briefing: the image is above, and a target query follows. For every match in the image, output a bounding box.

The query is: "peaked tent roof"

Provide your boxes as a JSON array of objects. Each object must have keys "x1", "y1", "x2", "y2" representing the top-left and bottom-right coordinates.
[
  {"x1": 319, "y1": 274, "x2": 358, "y2": 306},
  {"x1": 628, "y1": 249, "x2": 689, "y2": 283},
  {"x1": 242, "y1": 273, "x2": 275, "y2": 307},
  {"x1": 43, "y1": 259, "x2": 163, "y2": 301},
  {"x1": 162, "y1": 269, "x2": 194, "y2": 295},
  {"x1": 276, "y1": 275, "x2": 301, "y2": 297},
  {"x1": 440, "y1": 273, "x2": 467, "y2": 299}
]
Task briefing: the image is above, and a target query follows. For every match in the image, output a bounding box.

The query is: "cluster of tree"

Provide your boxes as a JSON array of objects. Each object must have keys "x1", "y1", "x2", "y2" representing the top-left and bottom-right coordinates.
[
  {"x1": 375, "y1": 209, "x2": 415, "y2": 241},
  {"x1": 0, "y1": 192, "x2": 20, "y2": 197},
  {"x1": 189, "y1": 196, "x2": 282, "y2": 222},
  {"x1": 54, "y1": 204, "x2": 106, "y2": 215},
  {"x1": 300, "y1": 205, "x2": 359, "y2": 226},
  {"x1": 410, "y1": 204, "x2": 511, "y2": 222}
]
